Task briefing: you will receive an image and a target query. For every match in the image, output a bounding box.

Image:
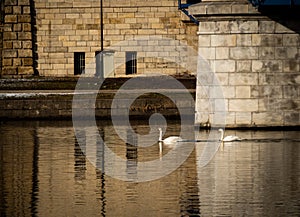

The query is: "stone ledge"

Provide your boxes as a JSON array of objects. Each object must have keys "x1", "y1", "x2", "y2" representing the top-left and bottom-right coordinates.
[{"x1": 189, "y1": 1, "x2": 259, "y2": 16}]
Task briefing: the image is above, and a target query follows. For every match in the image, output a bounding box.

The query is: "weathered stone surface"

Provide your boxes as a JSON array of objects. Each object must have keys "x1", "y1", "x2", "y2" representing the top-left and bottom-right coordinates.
[
  {"x1": 5, "y1": 0, "x2": 18, "y2": 6},
  {"x1": 236, "y1": 60, "x2": 251, "y2": 73},
  {"x1": 252, "y1": 60, "x2": 283, "y2": 73},
  {"x1": 235, "y1": 112, "x2": 252, "y2": 125},
  {"x1": 253, "y1": 112, "x2": 283, "y2": 126},
  {"x1": 236, "y1": 86, "x2": 251, "y2": 98},
  {"x1": 18, "y1": 49, "x2": 32, "y2": 57},
  {"x1": 195, "y1": 1, "x2": 299, "y2": 127},
  {"x1": 214, "y1": 60, "x2": 236, "y2": 73},
  {"x1": 284, "y1": 112, "x2": 300, "y2": 126},
  {"x1": 3, "y1": 50, "x2": 17, "y2": 58},
  {"x1": 229, "y1": 73, "x2": 258, "y2": 86},
  {"x1": 211, "y1": 35, "x2": 236, "y2": 47},
  {"x1": 3, "y1": 32, "x2": 17, "y2": 40},
  {"x1": 1, "y1": 0, "x2": 34, "y2": 78},
  {"x1": 4, "y1": 15, "x2": 17, "y2": 23},
  {"x1": 229, "y1": 99, "x2": 258, "y2": 112},
  {"x1": 230, "y1": 47, "x2": 258, "y2": 59}
]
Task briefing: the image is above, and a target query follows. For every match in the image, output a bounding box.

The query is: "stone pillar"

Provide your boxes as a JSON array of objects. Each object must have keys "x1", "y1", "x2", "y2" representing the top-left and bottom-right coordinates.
[
  {"x1": 191, "y1": 1, "x2": 300, "y2": 127},
  {"x1": 2, "y1": 0, "x2": 34, "y2": 78}
]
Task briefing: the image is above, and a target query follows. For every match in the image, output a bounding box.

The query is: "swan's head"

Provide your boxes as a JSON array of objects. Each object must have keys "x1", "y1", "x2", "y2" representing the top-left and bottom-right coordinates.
[
  {"x1": 158, "y1": 127, "x2": 162, "y2": 132},
  {"x1": 218, "y1": 128, "x2": 224, "y2": 132}
]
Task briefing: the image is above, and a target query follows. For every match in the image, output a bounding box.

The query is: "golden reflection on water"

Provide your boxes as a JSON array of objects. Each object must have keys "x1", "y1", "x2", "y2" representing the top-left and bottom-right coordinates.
[{"x1": 0, "y1": 121, "x2": 299, "y2": 217}]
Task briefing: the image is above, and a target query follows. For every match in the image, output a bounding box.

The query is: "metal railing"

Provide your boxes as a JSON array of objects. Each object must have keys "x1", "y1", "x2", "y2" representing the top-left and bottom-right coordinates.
[
  {"x1": 178, "y1": 0, "x2": 200, "y2": 25},
  {"x1": 249, "y1": 0, "x2": 300, "y2": 7}
]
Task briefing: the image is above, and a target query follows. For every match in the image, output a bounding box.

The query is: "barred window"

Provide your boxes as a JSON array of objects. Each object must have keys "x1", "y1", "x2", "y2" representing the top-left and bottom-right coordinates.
[
  {"x1": 126, "y1": 51, "x2": 137, "y2": 75},
  {"x1": 74, "y1": 52, "x2": 85, "y2": 75}
]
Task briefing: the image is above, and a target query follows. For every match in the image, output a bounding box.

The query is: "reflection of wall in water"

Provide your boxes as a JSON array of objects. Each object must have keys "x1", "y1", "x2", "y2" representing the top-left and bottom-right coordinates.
[
  {"x1": 196, "y1": 131, "x2": 300, "y2": 216},
  {"x1": 36, "y1": 125, "x2": 101, "y2": 216},
  {"x1": 0, "y1": 124, "x2": 35, "y2": 216}
]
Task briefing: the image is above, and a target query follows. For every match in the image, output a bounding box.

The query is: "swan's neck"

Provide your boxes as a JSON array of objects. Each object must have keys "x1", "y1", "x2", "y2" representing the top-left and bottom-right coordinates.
[
  {"x1": 159, "y1": 129, "x2": 163, "y2": 142},
  {"x1": 220, "y1": 130, "x2": 224, "y2": 141}
]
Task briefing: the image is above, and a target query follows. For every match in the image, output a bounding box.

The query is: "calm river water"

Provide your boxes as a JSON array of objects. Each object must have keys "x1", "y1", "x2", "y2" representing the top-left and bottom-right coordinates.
[{"x1": 0, "y1": 120, "x2": 299, "y2": 217}]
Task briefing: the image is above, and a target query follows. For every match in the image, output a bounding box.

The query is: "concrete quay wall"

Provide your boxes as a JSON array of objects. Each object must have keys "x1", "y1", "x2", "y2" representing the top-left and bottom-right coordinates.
[
  {"x1": 0, "y1": 77, "x2": 196, "y2": 120},
  {"x1": 0, "y1": 91, "x2": 195, "y2": 120}
]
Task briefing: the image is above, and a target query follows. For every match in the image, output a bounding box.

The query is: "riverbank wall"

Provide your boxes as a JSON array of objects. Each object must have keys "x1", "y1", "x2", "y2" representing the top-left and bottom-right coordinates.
[{"x1": 0, "y1": 77, "x2": 196, "y2": 120}]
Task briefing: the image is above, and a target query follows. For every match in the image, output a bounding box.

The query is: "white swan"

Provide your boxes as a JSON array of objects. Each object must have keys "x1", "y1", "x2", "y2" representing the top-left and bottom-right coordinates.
[
  {"x1": 218, "y1": 129, "x2": 242, "y2": 142},
  {"x1": 158, "y1": 128, "x2": 182, "y2": 145}
]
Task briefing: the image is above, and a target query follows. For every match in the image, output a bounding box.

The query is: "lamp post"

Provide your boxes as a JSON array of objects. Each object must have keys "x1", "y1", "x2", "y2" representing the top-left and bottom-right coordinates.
[
  {"x1": 100, "y1": 0, "x2": 104, "y2": 52},
  {"x1": 96, "y1": 0, "x2": 104, "y2": 78}
]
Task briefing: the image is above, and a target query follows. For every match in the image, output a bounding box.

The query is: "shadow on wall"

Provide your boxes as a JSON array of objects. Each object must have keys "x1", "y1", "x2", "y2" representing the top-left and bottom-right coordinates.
[
  {"x1": 258, "y1": 5, "x2": 300, "y2": 34},
  {"x1": 30, "y1": 0, "x2": 39, "y2": 76},
  {"x1": 0, "y1": 0, "x2": 4, "y2": 78}
]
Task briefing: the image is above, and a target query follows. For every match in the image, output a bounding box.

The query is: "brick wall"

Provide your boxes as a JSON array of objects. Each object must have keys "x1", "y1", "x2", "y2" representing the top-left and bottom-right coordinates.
[
  {"x1": 192, "y1": 1, "x2": 300, "y2": 127},
  {"x1": 1, "y1": 0, "x2": 34, "y2": 78},
  {"x1": 35, "y1": 0, "x2": 198, "y2": 77}
]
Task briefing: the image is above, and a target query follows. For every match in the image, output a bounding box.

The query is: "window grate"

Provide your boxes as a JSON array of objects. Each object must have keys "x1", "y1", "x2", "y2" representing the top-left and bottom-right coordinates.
[
  {"x1": 126, "y1": 51, "x2": 137, "y2": 75},
  {"x1": 74, "y1": 52, "x2": 85, "y2": 75}
]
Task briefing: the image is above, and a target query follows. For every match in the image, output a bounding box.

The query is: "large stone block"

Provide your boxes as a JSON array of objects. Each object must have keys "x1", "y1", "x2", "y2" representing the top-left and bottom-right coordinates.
[
  {"x1": 17, "y1": 15, "x2": 31, "y2": 23},
  {"x1": 214, "y1": 60, "x2": 236, "y2": 73},
  {"x1": 3, "y1": 59, "x2": 13, "y2": 66},
  {"x1": 18, "y1": 49, "x2": 32, "y2": 57},
  {"x1": 259, "y1": 47, "x2": 275, "y2": 60},
  {"x1": 198, "y1": 22, "x2": 216, "y2": 34},
  {"x1": 283, "y1": 85, "x2": 299, "y2": 98},
  {"x1": 3, "y1": 41, "x2": 13, "y2": 49},
  {"x1": 284, "y1": 112, "x2": 300, "y2": 126},
  {"x1": 236, "y1": 34, "x2": 252, "y2": 46},
  {"x1": 229, "y1": 99, "x2": 258, "y2": 112},
  {"x1": 18, "y1": 66, "x2": 34, "y2": 75},
  {"x1": 283, "y1": 34, "x2": 300, "y2": 46},
  {"x1": 3, "y1": 50, "x2": 17, "y2": 58},
  {"x1": 4, "y1": 15, "x2": 17, "y2": 23},
  {"x1": 18, "y1": 32, "x2": 31, "y2": 40},
  {"x1": 230, "y1": 47, "x2": 258, "y2": 60},
  {"x1": 5, "y1": 0, "x2": 18, "y2": 6},
  {"x1": 231, "y1": 20, "x2": 258, "y2": 34},
  {"x1": 253, "y1": 34, "x2": 283, "y2": 47},
  {"x1": 3, "y1": 32, "x2": 17, "y2": 40},
  {"x1": 236, "y1": 86, "x2": 251, "y2": 98},
  {"x1": 283, "y1": 60, "x2": 300, "y2": 73},
  {"x1": 2, "y1": 67, "x2": 17, "y2": 75},
  {"x1": 199, "y1": 47, "x2": 215, "y2": 60},
  {"x1": 250, "y1": 86, "x2": 283, "y2": 98},
  {"x1": 275, "y1": 47, "x2": 298, "y2": 59},
  {"x1": 235, "y1": 112, "x2": 252, "y2": 125},
  {"x1": 22, "y1": 58, "x2": 33, "y2": 66},
  {"x1": 259, "y1": 21, "x2": 275, "y2": 33},
  {"x1": 229, "y1": 73, "x2": 258, "y2": 85},
  {"x1": 236, "y1": 60, "x2": 251, "y2": 73},
  {"x1": 18, "y1": 0, "x2": 30, "y2": 6},
  {"x1": 216, "y1": 47, "x2": 229, "y2": 59},
  {"x1": 252, "y1": 60, "x2": 283, "y2": 73},
  {"x1": 252, "y1": 112, "x2": 283, "y2": 126},
  {"x1": 211, "y1": 35, "x2": 236, "y2": 47}
]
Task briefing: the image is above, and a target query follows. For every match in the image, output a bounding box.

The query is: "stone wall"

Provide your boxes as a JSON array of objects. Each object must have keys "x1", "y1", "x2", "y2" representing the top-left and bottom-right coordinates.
[
  {"x1": 192, "y1": 0, "x2": 300, "y2": 127},
  {"x1": 34, "y1": 0, "x2": 198, "y2": 77},
  {"x1": 1, "y1": 0, "x2": 34, "y2": 78},
  {"x1": 0, "y1": 91, "x2": 194, "y2": 119}
]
